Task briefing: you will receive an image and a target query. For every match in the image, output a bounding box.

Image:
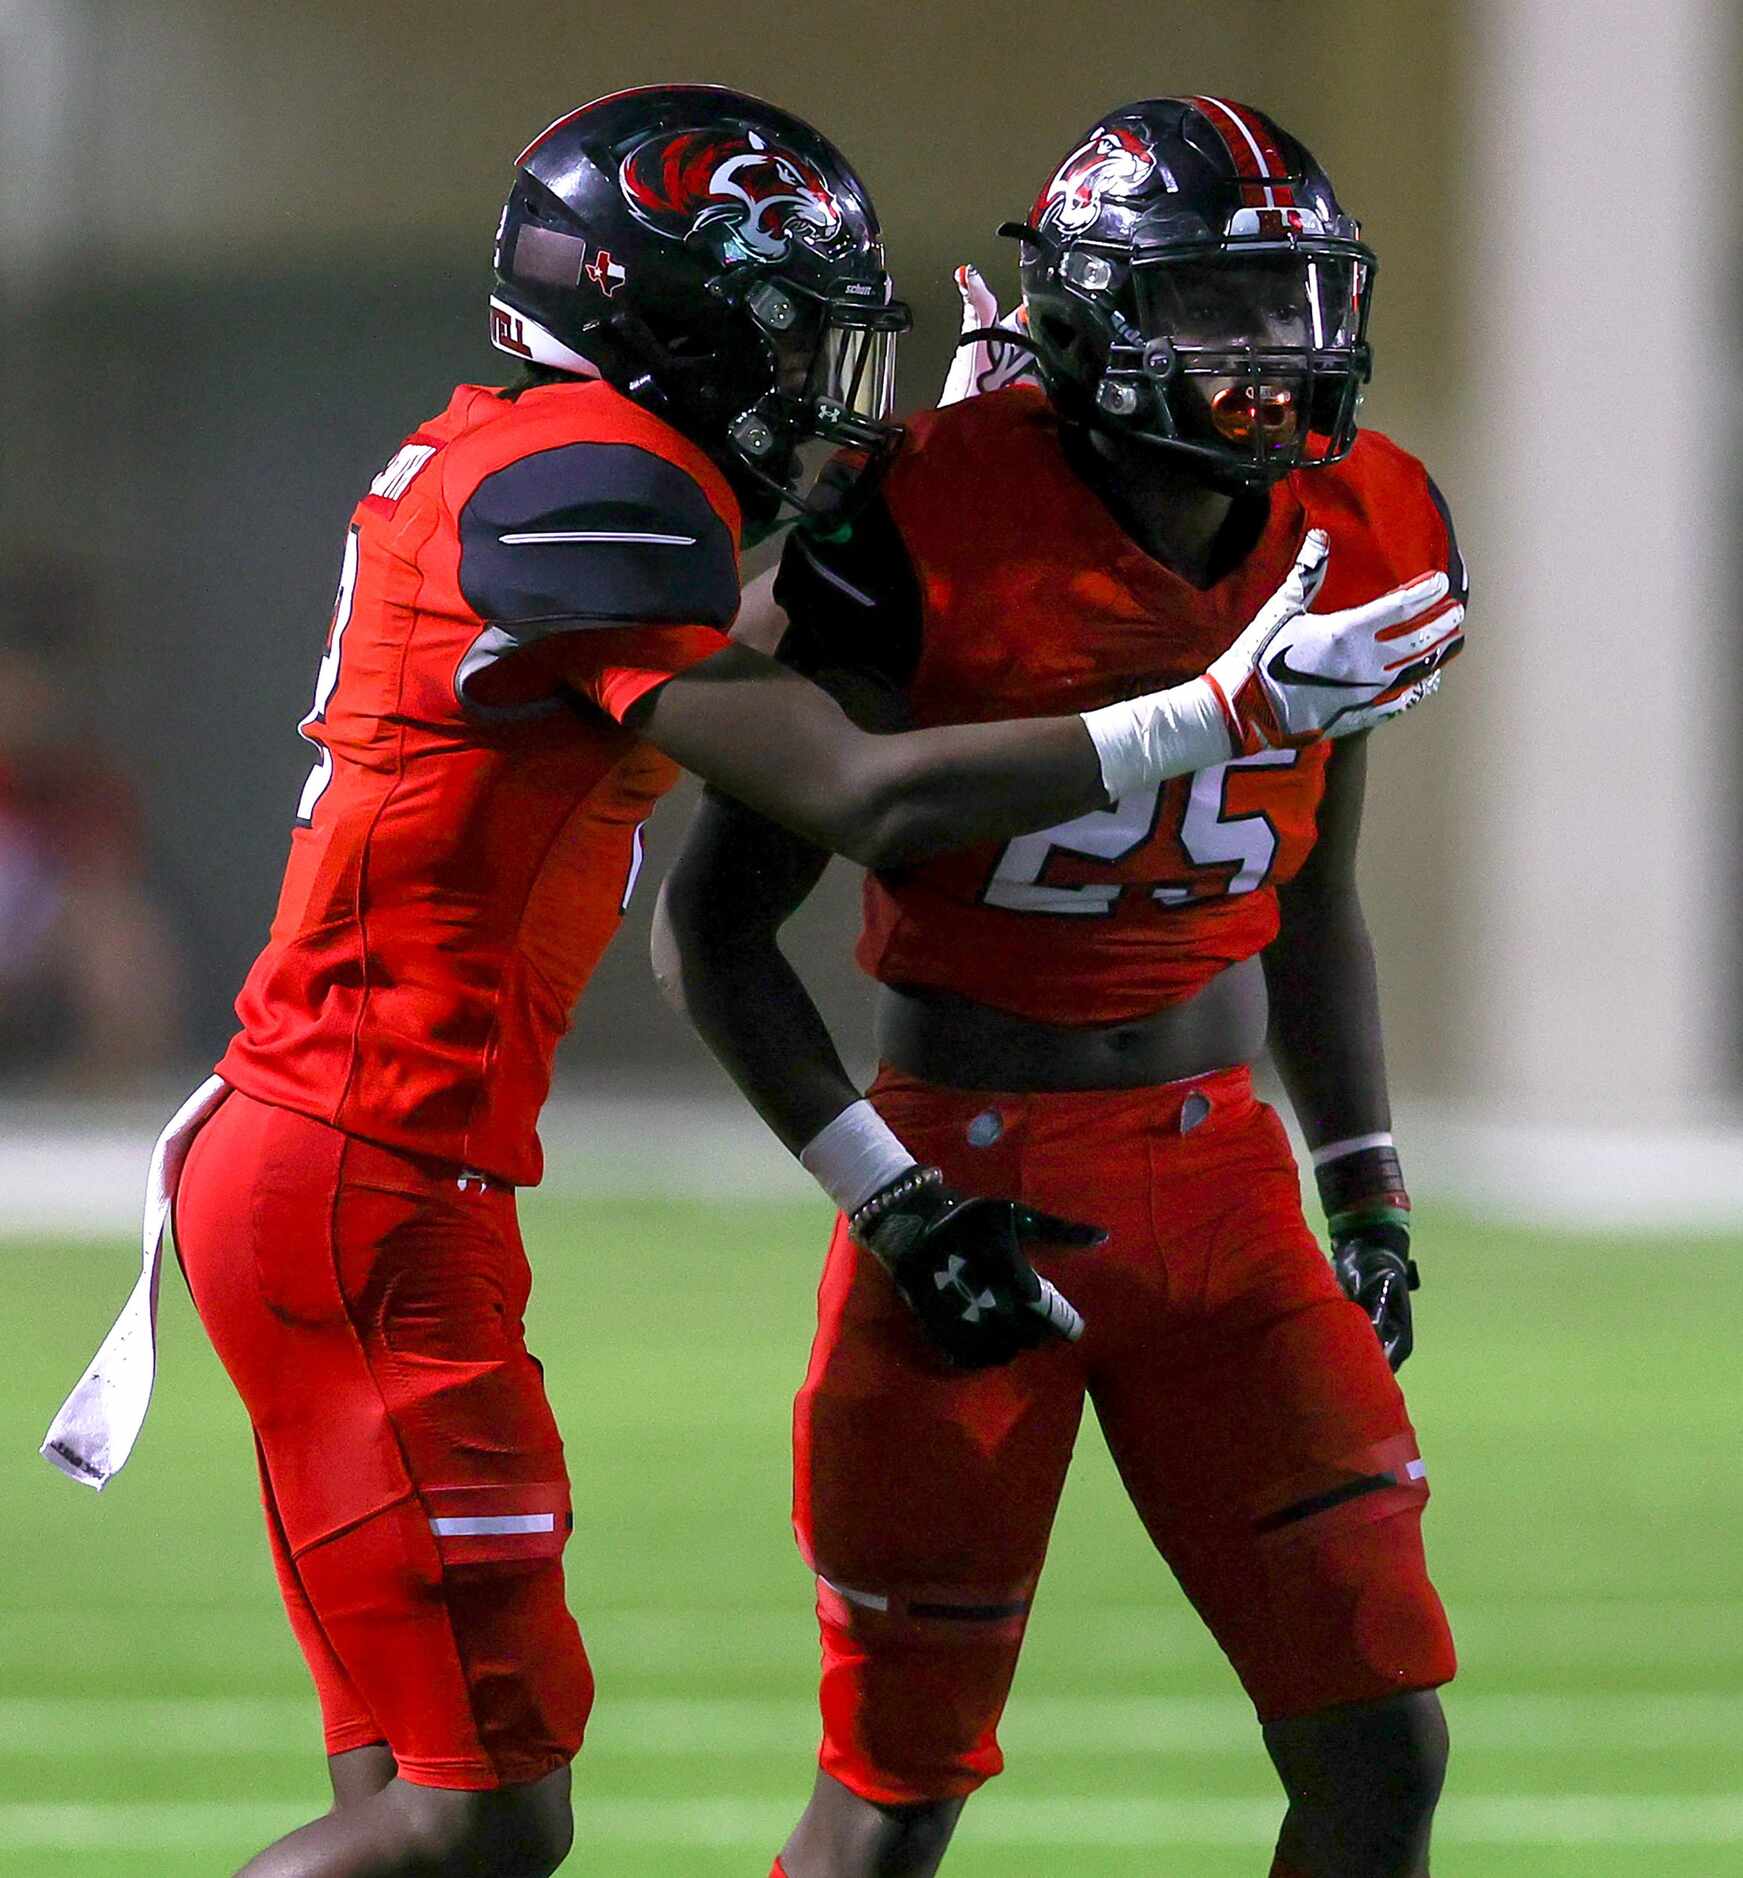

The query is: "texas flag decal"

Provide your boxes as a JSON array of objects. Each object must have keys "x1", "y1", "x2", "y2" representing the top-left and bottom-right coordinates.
[{"x1": 586, "y1": 248, "x2": 627, "y2": 296}]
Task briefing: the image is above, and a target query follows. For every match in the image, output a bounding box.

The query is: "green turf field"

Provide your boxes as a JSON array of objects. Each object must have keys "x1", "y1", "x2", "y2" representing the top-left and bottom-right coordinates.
[{"x1": 4, "y1": 1200, "x2": 1738, "y2": 1875}]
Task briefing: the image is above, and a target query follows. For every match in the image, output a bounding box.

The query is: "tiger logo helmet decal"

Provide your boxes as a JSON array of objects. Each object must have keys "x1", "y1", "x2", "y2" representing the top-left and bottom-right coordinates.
[
  {"x1": 618, "y1": 127, "x2": 849, "y2": 264},
  {"x1": 1034, "y1": 123, "x2": 1160, "y2": 235}
]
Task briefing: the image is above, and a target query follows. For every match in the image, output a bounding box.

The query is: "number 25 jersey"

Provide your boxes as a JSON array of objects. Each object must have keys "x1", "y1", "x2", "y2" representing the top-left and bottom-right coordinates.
[{"x1": 774, "y1": 385, "x2": 1463, "y2": 1026}]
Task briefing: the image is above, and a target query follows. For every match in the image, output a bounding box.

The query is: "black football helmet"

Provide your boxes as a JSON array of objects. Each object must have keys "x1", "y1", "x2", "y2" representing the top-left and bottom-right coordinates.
[
  {"x1": 490, "y1": 84, "x2": 910, "y2": 528},
  {"x1": 1006, "y1": 96, "x2": 1377, "y2": 483}
]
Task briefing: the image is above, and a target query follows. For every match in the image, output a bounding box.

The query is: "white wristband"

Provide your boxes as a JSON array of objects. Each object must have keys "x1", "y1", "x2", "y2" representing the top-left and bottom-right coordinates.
[
  {"x1": 1080, "y1": 677, "x2": 1233, "y2": 801},
  {"x1": 798, "y1": 1100, "x2": 918, "y2": 1215},
  {"x1": 1311, "y1": 1130, "x2": 1396, "y2": 1168}
]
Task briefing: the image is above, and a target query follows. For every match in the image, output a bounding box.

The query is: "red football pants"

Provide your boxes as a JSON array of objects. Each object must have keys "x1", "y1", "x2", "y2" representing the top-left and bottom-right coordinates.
[
  {"x1": 174, "y1": 1090, "x2": 593, "y2": 1789},
  {"x1": 794, "y1": 1066, "x2": 1455, "y2": 1805}
]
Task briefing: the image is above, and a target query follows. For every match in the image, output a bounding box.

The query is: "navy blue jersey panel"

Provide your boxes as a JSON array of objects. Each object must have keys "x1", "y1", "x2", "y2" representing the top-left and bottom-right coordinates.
[
  {"x1": 459, "y1": 442, "x2": 739, "y2": 633},
  {"x1": 1424, "y1": 476, "x2": 1469, "y2": 603}
]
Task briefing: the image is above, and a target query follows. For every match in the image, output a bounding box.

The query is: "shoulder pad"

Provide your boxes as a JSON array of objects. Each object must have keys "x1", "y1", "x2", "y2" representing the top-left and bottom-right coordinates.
[
  {"x1": 1303, "y1": 430, "x2": 1468, "y2": 601},
  {"x1": 897, "y1": 382, "x2": 1050, "y2": 462},
  {"x1": 458, "y1": 441, "x2": 738, "y2": 636}
]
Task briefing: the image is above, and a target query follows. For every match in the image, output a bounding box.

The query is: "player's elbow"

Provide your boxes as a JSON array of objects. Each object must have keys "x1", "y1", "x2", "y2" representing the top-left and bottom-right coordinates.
[
  {"x1": 650, "y1": 879, "x2": 717, "y2": 1018},
  {"x1": 853, "y1": 800, "x2": 954, "y2": 868},
  {"x1": 1274, "y1": 874, "x2": 1370, "y2": 951},
  {"x1": 651, "y1": 870, "x2": 783, "y2": 1012},
  {"x1": 816, "y1": 795, "x2": 918, "y2": 869},
  {"x1": 819, "y1": 749, "x2": 957, "y2": 869}
]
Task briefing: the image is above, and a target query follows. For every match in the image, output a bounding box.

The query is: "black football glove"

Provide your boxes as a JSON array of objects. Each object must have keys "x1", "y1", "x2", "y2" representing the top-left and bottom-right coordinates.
[
  {"x1": 1330, "y1": 1217, "x2": 1420, "y2": 1371},
  {"x1": 851, "y1": 1169, "x2": 1106, "y2": 1370}
]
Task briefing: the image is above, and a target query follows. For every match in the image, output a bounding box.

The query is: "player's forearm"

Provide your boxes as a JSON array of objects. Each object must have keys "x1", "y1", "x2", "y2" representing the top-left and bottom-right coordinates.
[
  {"x1": 632, "y1": 645, "x2": 1240, "y2": 869},
  {"x1": 653, "y1": 895, "x2": 862, "y2": 1157},
  {"x1": 847, "y1": 669, "x2": 1282, "y2": 862},
  {"x1": 1263, "y1": 882, "x2": 1393, "y2": 1151},
  {"x1": 1271, "y1": 878, "x2": 1419, "y2": 1366},
  {"x1": 637, "y1": 650, "x2": 1101, "y2": 865},
  {"x1": 848, "y1": 715, "x2": 1108, "y2": 865},
  {"x1": 654, "y1": 781, "x2": 874, "y2": 1165}
]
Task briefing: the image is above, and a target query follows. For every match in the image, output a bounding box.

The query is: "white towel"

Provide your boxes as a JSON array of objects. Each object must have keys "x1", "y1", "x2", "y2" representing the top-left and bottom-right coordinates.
[{"x1": 40, "y1": 1074, "x2": 230, "y2": 1489}]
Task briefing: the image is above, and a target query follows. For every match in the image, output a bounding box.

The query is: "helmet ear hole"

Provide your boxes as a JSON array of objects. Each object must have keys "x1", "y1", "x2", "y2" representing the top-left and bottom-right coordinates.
[{"x1": 1040, "y1": 312, "x2": 1080, "y2": 353}]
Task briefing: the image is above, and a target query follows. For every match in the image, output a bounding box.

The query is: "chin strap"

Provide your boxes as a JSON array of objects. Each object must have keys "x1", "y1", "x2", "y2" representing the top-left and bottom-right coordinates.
[{"x1": 960, "y1": 323, "x2": 1042, "y2": 356}]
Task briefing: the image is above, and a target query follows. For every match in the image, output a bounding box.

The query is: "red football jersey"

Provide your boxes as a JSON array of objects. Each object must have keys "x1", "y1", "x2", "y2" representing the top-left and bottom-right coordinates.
[
  {"x1": 219, "y1": 378, "x2": 741, "y2": 1183},
  {"x1": 774, "y1": 386, "x2": 1460, "y2": 1025}
]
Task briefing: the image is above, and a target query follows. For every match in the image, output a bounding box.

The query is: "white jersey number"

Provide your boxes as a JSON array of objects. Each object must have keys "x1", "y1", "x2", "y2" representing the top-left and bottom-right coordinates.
[
  {"x1": 982, "y1": 748, "x2": 1300, "y2": 916},
  {"x1": 294, "y1": 524, "x2": 360, "y2": 827}
]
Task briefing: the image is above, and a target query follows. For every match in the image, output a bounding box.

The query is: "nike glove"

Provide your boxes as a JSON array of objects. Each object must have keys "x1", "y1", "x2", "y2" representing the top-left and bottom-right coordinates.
[
  {"x1": 1082, "y1": 532, "x2": 1466, "y2": 801},
  {"x1": 938, "y1": 263, "x2": 1040, "y2": 406},
  {"x1": 850, "y1": 1168, "x2": 1105, "y2": 1369},
  {"x1": 1204, "y1": 529, "x2": 1465, "y2": 755},
  {"x1": 1331, "y1": 1218, "x2": 1421, "y2": 1371}
]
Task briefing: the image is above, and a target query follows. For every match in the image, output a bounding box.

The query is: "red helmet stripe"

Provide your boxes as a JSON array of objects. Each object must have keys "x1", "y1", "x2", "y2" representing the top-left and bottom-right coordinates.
[
  {"x1": 1187, "y1": 96, "x2": 1298, "y2": 209},
  {"x1": 1223, "y1": 100, "x2": 1297, "y2": 206}
]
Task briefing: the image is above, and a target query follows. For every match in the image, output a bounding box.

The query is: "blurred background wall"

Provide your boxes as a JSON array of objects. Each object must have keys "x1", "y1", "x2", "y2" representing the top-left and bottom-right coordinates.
[{"x1": 2, "y1": 0, "x2": 1738, "y2": 1207}]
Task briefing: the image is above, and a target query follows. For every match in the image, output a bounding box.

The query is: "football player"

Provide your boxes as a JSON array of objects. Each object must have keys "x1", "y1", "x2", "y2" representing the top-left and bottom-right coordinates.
[
  {"x1": 655, "y1": 97, "x2": 1465, "y2": 1878},
  {"x1": 39, "y1": 87, "x2": 1454, "y2": 1878}
]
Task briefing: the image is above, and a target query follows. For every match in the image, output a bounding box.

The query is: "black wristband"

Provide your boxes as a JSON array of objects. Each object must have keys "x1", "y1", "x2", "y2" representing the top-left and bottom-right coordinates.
[{"x1": 1316, "y1": 1143, "x2": 1409, "y2": 1221}]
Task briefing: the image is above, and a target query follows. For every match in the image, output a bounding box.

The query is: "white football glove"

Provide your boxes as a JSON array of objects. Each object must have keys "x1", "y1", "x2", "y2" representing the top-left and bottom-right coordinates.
[
  {"x1": 1080, "y1": 531, "x2": 1463, "y2": 800},
  {"x1": 1204, "y1": 529, "x2": 1464, "y2": 755},
  {"x1": 938, "y1": 264, "x2": 1041, "y2": 406}
]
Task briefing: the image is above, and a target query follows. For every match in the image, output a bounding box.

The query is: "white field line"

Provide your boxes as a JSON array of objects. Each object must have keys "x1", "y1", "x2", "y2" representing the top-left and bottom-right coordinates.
[
  {"x1": 2, "y1": 1693, "x2": 1740, "y2": 1760},
  {"x1": 0, "y1": 1794, "x2": 1738, "y2": 1851},
  {"x1": 9, "y1": 1091, "x2": 1743, "y2": 1234},
  {"x1": 4, "y1": 1601, "x2": 1737, "y2": 1676},
  {"x1": 574, "y1": 1601, "x2": 1743, "y2": 1672}
]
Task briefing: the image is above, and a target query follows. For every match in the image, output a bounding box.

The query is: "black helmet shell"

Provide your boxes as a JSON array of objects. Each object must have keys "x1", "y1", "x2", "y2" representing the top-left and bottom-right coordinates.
[
  {"x1": 1015, "y1": 96, "x2": 1377, "y2": 482},
  {"x1": 491, "y1": 86, "x2": 906, "y2": 527}
]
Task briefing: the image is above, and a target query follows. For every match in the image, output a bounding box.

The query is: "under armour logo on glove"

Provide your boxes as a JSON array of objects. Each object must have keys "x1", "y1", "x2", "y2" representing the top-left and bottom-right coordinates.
[
  {"x1": 935, "y1": 1253, "x2": 1000, "y2": 1323},
  {"x1": 850, "y1": 1171, "x2": 1105, "y2": 1369}
]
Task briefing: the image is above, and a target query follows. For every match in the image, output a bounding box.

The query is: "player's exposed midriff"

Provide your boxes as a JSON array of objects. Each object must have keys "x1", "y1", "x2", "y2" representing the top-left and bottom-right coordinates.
[{"x1": 873, "y1": 951, "x2": 1269, "y2": 1093}]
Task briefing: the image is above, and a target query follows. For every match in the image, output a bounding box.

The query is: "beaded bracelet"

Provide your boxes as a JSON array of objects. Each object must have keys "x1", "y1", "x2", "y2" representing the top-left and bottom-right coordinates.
[{"x1": 848, "y1": 1165, "x2": 945, "y2": 1238}]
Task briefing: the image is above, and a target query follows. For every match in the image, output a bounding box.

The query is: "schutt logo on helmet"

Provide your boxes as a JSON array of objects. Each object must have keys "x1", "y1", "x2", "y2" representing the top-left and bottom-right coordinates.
[
  {"x1": 1034, "y1": 124, "x2": 1159, "y2": 236},
  {"x1": 618, "y1": 128, "x2": 849, "y2": 264}
]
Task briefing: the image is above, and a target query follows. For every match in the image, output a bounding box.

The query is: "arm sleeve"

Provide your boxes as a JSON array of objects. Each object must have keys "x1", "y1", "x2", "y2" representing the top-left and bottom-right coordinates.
[{"x1": 770, "y1": 475, "x2": 923, "y2": 690}]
